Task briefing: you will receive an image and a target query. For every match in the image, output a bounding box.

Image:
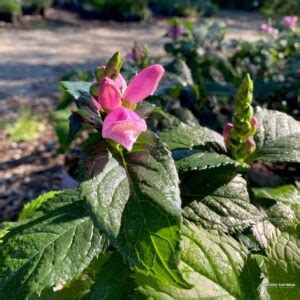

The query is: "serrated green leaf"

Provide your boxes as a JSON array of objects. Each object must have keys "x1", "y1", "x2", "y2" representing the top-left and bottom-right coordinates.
[
  {"x1": 173, "y1": 150, "x2": 249, "y2": 174},
  {"x1": 266, "y1": 203, "x2": 297, "y2": 232},
  {"x1": 251, "y1": 108, "x2": 300, "y2": 163},
  {"x1": 80, "y1": 132, "x2": 188, "y2": 288},
  {"x1": 91, "y1": 252, "x2": 135, "y2": 300},
  {"x1": 0, "y1": 200, "x2": 105, "y2": 300},
  {"x1": 135, "y1": 222, "x2": 261, "y2": 299},
  {"x1": 259, "y1": 230, "x2": 300, "y2": 299},
  {"x1": 183, "y1": 175, "x2": 263, "y2": 233},
  {"x1": 19, "y1": 189, "x2": 82, "y2": 220},
  {"x1": 252, "y1": 185, "x2": 300, "y2": 219},
  {"x1": 251, "y1": 221, "x2": 277, "y2": 249},
  {"x1": 18, "y1": 191, "x2": 59, "y2": 220},
  {"x1": 159, "y1": 122, "x2": 225, "y2": 152}
]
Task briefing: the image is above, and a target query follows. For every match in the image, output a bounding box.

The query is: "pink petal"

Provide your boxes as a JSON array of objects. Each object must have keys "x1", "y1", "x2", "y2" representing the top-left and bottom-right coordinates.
[
  {"x1": 99, "y1": 77, "x2": 122, "y2": 111},
  {"x1": 123, "y1": 64, "x2": 165, "y2": 104},
  {"x1": 223, "y1": 123, "x2": 234, "y2": 141},
  {"x1": 102, "y1": 107, "x2": 147, "y2": 151},
  {"x1": 116, "y1": 73, "x2": 127, "y2": 94},
  {"x1": 97, "y1": 65, "x2": 127, "y2": 93}
]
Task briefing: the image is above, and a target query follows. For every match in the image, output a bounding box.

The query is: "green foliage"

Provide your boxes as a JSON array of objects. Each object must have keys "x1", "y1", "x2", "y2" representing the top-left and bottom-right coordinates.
[
  {"x1": 250, "y1": 108, "x2": 300, "y2": 162},
  {"x1": 0, "y1": 191, "x2": 105, "y2": 299},
  {"x1": 80, "y1": 132, "x2": 188, "y2": 288},
  {"x1": 0, "y1": 0, "x2": 21, "y2": 13},
  {"x1": 1, "y1": 56, "x2": 300, "y2": 299},
  {"x1": 261, "y1": 0, "x2": 300, "y2": 17},
  {"x1": 4, "y1": 107, "x2": 45, "y2": 142}
]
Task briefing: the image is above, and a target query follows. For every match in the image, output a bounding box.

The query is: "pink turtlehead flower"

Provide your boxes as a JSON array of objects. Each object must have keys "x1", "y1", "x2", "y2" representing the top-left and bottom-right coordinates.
[
  {"x1": 260, "y1": 23, "x2": 278, "y2": 37},
  {"x1": 167, "y1": 24, "x2": 185, "y2": 39},
  {"x1": 283, "y1": 16, "x2": 298, "y2": 30},
  {"x1": 102, "y1": 106, "x2": 147, "y2": 151},
  {"x1": 98, "y1": 64, "x2": 164, "y2": 111}
]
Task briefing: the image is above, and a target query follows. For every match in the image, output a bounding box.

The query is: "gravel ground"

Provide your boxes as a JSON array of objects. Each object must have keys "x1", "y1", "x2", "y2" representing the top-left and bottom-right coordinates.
[{"x1": 0, "y1": 8, "x2": 264, "y2": 221}]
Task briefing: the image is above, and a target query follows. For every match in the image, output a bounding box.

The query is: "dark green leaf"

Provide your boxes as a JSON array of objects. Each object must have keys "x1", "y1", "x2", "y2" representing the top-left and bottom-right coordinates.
[
  {"x1": 159, "y1": 122, "x2": 225, "y2": 152},
  {"x1": 91, "y1": 252, "x2": 135, "y2": 300},
  {"x1": 80, "y1": 132, "x2": 188, "y2": 288},
  {"x1": 174, "y1": 150, "x2": 249, "y2": 174}
]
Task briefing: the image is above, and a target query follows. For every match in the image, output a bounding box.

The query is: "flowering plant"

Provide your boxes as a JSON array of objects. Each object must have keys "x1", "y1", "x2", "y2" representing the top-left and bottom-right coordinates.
[{"x1": 0, "y1": 53, "x2": 299, "y2": 300}]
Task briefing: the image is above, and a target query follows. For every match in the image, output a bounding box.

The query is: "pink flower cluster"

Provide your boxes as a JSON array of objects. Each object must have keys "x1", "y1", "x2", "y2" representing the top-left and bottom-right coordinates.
[
  {"x1": 283, "y1": 16, "x2": 298, "y2": 30},
  {"x1": 94, "y1": 65, "x2": 164, "y2": 151},
  {"x1": 223, "y1": 117, "x2": 258, "y2": 155},
  {"x1": 260, "y1": 23, "x2": 278, "y2": 37}
]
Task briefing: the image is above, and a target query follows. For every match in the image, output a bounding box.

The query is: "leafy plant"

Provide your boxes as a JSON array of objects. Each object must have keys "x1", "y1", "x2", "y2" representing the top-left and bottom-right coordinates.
[
  {"x1": 4, "y1": 107, "x2": 45, "y2": 142},
  {"x1": 0, "y1": 0, "x2": 21, "y2": 14},
  {"x1": 1, "y1": 53, "x2": 299, "y2": 299}
]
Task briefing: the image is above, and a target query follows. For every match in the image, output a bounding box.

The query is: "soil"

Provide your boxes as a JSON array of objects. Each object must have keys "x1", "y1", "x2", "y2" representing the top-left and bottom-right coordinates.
[{"x1": 0, "y1": 7, "x2": 264, "y2": 221}]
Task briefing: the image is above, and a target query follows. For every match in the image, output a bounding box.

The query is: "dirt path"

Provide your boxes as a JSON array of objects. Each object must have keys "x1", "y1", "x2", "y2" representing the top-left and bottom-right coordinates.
[{"x1": 0, "y1": 8, "x2": 264, "y2": 107}]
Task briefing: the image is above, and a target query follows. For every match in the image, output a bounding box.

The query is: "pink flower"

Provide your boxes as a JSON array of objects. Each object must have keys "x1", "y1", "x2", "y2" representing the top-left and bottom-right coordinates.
[
  {"x1": 260, "y1": 23, "x2": 278, "y2": 37},
  {"x1": 167, "y1": 24, "x2": 185, "y2": 39},
  {"x1": 260, "y1": 23, "x2": 269, "y2": 31},
  {"x1": 223, "y1": 123, "x2": 234, "y2": 146},
  {"x1": 283, "y1": 16, "x2": 298, "y2": 30},
  {"x1": 102, "y1": 106, "x2": 147, "y2": 151},
  {"x1": 98, "y1": 64, "x2": 164, "y2": 111}
]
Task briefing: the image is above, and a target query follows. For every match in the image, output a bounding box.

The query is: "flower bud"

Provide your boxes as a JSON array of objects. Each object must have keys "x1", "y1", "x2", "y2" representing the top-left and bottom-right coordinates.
[
  {"x1": 95, "y1": 67, "x2": 105, "y2": 83},
  {"x1": 238, "y1": 138, "x2": 256, "y2": 159},
  {"x1": 223, "y1": 123, "x2": 234, "y2": 147},
  {"x1": 105, "y1": 51, "x2": 122, "y2": 80}
]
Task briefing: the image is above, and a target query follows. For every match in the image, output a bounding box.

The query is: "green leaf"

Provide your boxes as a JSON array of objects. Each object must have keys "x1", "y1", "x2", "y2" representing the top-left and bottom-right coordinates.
[
  {"x1": 159, "y1": 122, "x2": 225, "y2": 152},
  {"x1": 60, "y1": 81, "x2": 91, "y2": 101},
  {"x1": 0, "y1": 200, "x2": 105, "y2": 300},
  {"x1": 19, "y1": 191, "x2": 59, "y2": 220},
  {"x1": 91, "y1": 252, "x2": 135, "y2": 300},
  {"x1": 252, "y1": 185, "x2": 300, "y2": 219},
  {"x1": 251, "y1": 221, "x2": 277, "y2": 249},
  {"x1": 183, "y1": 175, "x2": 263, "y2": 234},
  {"x1": 135, "y1": 222, "x2": 261, "y2": 299},
  {"x1": 259, "y1": 230, "x2": 300, "y2": 299},
  {"x1": 19, "y1": 189, "x2": 82, "y2": 220},
  {"x1": 80, "y1": 132, "x2": 188, "y2": 288},
  {"x1": 266, "y1": 203, "x2": 297, "y2": 232},
  {"x1": 173, "y1": 150, "x2": 249, "y2": 174},
  {"x1": 60, "y1": 82, "x2": 101, "y2": 118},
  {"x1": 251, "y1": 108, "x2": 300, "y2": 163}
]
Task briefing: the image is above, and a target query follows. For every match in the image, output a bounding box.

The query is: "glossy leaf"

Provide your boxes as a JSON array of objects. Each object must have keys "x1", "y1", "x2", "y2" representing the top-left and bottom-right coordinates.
[
  {"x1": 0, "y1": 199, "x2": 105, "y2": 300},
  {"x1": 80, "y1": 132, "x2": 188, "y2": 288},
  {"x1": 159, "y1": 122, "x2": 225, "y2": 152}
]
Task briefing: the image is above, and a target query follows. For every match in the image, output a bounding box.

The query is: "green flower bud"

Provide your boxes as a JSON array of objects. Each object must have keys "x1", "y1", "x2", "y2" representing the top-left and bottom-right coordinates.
[
  {"x1": 105, "y1": 51, "x2": 122, "y2": 80},
  {"x1": 95, "y1": 67, "x2": 105, "y2": 83}
]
